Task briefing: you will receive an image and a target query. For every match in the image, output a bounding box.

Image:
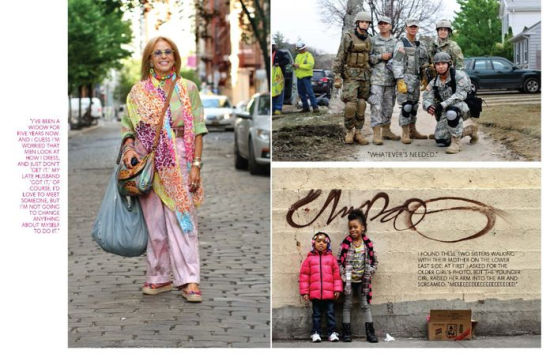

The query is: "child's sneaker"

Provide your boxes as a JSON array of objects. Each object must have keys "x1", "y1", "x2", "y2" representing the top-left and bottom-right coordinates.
[
  {"x1": 328, "y1": 332, "x2": 340, "y2": 342},
  {"x1": 311, "y1": 332, "x2": 321, "y2": 342}
]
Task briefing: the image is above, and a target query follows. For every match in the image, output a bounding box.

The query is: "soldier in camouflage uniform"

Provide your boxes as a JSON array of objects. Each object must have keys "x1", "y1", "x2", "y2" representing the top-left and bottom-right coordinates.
[
  {"x1": 368, "y1": 16, "x2": 400, "y2": 145},
  {"x1": 423, "y1": 52, "x2": 477, "y2": 154},
  {"x1": 392, "y1": 19, "x2": 430, "y2": 144},
  {"x1": 333, "y1": 11, "x2": 373, "y2": 145},
  {"x1": 430, "y1": 19, "x2": 464, "y2": 70}
]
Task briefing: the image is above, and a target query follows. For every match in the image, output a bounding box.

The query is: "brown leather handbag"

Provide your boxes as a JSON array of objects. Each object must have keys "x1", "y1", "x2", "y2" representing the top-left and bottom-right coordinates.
[{"x1": 117, "y1": 78, "x2": 177, "y2": 196}]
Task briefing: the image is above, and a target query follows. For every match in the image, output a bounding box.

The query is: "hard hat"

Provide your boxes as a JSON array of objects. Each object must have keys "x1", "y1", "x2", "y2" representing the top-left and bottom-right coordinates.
[
  {"x1": 354, "y1": 11, "x2": 372, "y2": 23},
  {"x1": 296, "y1": 41, "x2": 306, "y2": 51}
]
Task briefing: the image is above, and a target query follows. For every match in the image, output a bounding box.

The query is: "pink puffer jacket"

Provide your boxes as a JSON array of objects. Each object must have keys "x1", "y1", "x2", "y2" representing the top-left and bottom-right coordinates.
[{"x1": 299, "y1": 250, "x2": 343, "y2": 300}]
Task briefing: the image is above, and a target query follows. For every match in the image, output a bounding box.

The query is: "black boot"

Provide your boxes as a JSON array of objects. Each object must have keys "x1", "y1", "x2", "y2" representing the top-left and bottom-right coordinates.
[
  {"x1": 365, "y1": 322, "x2": 378, "y2": 343},
  {"x1": 342, "y1": 323, "x2": 352, "y2": 342}
]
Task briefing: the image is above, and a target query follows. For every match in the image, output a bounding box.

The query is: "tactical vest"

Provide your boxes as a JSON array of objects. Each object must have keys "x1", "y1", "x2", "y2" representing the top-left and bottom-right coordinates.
[
  {"x1": 346, "y1": 32, "x2": 371, "y2": 69},
  {"x1": 402, "y1": 37, "x2": 421, "y2": 75}
]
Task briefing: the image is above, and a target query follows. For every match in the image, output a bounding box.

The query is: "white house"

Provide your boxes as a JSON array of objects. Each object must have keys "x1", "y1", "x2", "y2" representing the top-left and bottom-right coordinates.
[
  {"x1": 499, "y1": 0, "x2": 541, "y2": 41},
  {"x1": 499, "y1": 0, "x2": 541, "y2": 69},
  {"x1": 509, "y1": 21, "x2": 541, "y2": 69}
]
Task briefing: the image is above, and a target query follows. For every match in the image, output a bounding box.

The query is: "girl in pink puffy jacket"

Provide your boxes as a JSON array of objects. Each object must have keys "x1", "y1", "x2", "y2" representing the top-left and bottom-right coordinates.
[{"x1": 299, "y1": 232, "x2": 343, "y2": 342}]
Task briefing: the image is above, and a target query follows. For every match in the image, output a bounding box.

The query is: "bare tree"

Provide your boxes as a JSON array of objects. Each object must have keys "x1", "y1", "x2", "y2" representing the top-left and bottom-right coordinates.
[{"x1": 319, "y1": 0, "x2": 443, "y2": 39}]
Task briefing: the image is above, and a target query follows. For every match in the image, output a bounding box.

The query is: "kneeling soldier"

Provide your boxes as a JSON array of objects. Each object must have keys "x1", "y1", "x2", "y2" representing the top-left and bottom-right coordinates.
[{"x1": 423, "y1": 52, "x2": 477, "y2": 154}]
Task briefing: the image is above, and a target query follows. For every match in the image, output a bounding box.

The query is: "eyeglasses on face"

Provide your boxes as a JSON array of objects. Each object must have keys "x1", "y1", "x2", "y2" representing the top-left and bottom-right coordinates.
[{"x1": 153, "y1": 49, "x2": 175, "y2": 57}]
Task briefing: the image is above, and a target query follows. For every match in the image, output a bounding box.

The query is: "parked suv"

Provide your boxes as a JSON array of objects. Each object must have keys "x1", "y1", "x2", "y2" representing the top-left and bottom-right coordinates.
[
  {"x1": 312, "y1": 69, "x2": 334, "y2": 98},
  {"x1": 464, "y1": 56, "x2": 540, "y2": 93}
]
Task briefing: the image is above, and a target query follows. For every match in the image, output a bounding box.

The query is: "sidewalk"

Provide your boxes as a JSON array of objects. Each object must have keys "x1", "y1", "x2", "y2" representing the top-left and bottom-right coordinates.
[{"x1": 273, "y1": 335, "x2": 541, "y2": 348}]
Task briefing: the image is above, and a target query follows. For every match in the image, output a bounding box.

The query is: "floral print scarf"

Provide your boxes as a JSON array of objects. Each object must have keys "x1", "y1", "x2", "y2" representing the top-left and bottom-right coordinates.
[{"x1": 125, "y1": 75, "x2": 203, "y2": 232}]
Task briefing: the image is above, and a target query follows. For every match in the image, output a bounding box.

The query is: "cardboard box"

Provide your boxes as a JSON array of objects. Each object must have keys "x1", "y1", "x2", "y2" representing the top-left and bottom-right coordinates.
[{"x1": 428, "y1": 310, "x2": 472, "y2": 341}]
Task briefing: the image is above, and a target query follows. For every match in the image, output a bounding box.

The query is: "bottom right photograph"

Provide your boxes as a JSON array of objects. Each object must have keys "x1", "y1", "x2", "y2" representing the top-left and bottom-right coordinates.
[{"x1": 272, "y1": 168, "x2": 541, "y2": 347}]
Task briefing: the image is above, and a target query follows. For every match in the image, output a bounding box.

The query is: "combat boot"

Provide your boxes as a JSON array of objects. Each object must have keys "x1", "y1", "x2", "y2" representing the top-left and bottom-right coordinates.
[
  {"x1": 401, "y1": 125, "x2": 411, "y2": 144},
  {"x1": 382, "y1": 124, "x2": 400, "y2": 140},
  {"x1": 446, "y1": 136, "x2": 461, "y2": 154},
  {"x1": 462, "y1": 123, "x2": 479, "y2": 144},
  {"x1": 373, "y1": 126, "x2": 383, "y2": 145},
  {"x1": 365, "y1": 322, "x2": 379, "y2": 343},
  {"x1": 344, "y1": 128, "x2": 355, "y2": 144},
  {"x1": 409, "y1": 123, "x2": 428, "y2": 139},
  {"x1": 354, "y1": 129, "x2": 369, "y2": 145},
  {"x1": 342, "y1": 323, "x2": 352, "y2": 342}
]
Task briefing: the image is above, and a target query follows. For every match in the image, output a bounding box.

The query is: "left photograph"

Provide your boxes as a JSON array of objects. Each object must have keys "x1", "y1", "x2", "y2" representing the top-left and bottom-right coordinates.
[{"x1": 68, "y1": 0, "x2": 270, "y2": 348}]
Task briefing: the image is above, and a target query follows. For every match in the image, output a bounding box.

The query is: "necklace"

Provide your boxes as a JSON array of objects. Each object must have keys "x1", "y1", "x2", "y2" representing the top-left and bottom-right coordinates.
[{"x1": 150, "y1": 68, "x2": 175, "y2": 86}]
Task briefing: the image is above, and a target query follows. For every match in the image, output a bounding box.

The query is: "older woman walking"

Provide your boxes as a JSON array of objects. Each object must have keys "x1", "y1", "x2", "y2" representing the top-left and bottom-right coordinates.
[{"x1": 120, "y1": 36, "x2": 207, "y2": 302}]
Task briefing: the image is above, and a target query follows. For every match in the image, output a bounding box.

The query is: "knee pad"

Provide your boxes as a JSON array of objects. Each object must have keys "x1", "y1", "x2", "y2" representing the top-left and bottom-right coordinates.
[
  {"x1": 446, "y1": 106, "x2": 461, "y2": 127},
  {"x1": 357, "y1": 98, "x2": 367, "y2": 114},
  {"x1": 411, "y1": 102, "x2": 419, "y2": 116},
  {"x1": 435, "y1": 137, "x2": 451, "y2": 147},
  {"x1": 401, "y1": 101, "x2": 413, "y2": 117},
  {"x1": 344, "y1": 102, "x2": 357, "y2": 119}
]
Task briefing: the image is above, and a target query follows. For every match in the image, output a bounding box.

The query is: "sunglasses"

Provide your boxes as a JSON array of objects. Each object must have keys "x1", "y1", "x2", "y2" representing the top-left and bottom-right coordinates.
[{"x1": 153, "y1": 49, "x2": 175, "y2": 57}]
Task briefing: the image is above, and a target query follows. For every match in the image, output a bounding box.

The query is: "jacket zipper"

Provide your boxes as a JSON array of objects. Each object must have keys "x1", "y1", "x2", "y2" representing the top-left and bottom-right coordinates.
[{"x1": 319, "y1": 253, "x2": 323, "y2": 299}]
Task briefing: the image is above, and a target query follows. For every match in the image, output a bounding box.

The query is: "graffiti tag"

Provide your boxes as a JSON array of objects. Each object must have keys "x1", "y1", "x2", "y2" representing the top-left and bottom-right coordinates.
[{"x1": 286, "y1": 189, "x2": 507, "y2": 243}]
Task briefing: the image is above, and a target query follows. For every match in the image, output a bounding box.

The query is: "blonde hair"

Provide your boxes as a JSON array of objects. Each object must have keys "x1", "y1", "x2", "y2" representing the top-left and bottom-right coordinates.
[{"x1": 141, "y1": 36, "x2": 182, "y2": 80}]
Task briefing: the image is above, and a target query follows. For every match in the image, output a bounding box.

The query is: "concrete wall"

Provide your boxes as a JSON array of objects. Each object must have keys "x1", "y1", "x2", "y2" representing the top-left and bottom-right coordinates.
[{"x1": 272, "y1": 168, "x2": 541, "y2": 339}]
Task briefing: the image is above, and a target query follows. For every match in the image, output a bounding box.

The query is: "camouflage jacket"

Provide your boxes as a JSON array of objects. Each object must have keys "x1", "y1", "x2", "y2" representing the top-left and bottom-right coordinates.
[
  {"x1": 423, "y1": 69, "x2": 471, "y2": 110},
  {"x1": 430, "y1": 38, "x2": 464, "y2": 70},
  {"x1": 333, "y1": 29, "x2": 372, "y2": 81},
  {"x1": 369, "y1": 33, "x2": 397, "y2": 86},
  {"x1": 392, "y1": 36, "x2": 429, "y2": 80}
]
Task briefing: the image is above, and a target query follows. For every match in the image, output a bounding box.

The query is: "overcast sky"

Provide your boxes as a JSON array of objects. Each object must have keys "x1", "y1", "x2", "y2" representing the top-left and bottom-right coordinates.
[{"x1": 272, "y1": 0, "x2": 460, "y2": 54}]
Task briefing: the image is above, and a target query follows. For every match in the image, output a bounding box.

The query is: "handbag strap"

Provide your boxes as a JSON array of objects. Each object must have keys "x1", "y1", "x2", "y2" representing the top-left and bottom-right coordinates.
[{"x1": 151, "y1": 76, "x2": 178, "y2": 152}]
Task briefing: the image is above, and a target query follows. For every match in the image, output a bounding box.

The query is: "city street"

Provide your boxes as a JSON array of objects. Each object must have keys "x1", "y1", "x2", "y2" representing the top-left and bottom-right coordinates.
[{"x1": 68, "y1": 120, "x2": 270, "y2": 348}]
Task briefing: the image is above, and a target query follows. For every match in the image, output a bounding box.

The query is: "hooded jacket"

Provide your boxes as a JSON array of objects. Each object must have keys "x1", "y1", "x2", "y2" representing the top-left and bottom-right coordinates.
[{"x1": 299, "y1": 234, "x2": 343, "y2": 300}]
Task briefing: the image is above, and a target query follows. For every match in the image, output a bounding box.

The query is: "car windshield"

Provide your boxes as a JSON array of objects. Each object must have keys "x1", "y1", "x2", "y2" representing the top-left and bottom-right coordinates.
[
  {"x1": 202, "y1": 98, "x2": 231, "y2": 108},
  {"x1": 257, "y1": 95, "x2": 271, "y2": 116}
]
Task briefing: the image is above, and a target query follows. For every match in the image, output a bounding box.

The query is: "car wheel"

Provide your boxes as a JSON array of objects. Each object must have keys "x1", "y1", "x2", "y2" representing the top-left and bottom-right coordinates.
[
  {"x1": 523, "y1": 77, "x2": 540, "y2": 94},
  {"x1": 248, "y1": 137, "x2": 262, "y2": 175},
  {"x1": 471, "y1": 81, "x2": 479, "y2": 93},
  {"x1": 234, "y1": 136, "x2": 247, "y2": 170}
]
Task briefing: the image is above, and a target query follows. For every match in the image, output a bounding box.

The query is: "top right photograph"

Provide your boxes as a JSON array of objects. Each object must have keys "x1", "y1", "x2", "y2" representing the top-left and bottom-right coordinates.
[{"x1": 271, "y1": 0, "x2": 541, "y2": 161}]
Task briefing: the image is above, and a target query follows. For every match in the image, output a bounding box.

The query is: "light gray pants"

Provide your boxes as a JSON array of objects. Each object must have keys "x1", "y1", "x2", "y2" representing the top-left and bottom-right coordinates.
[
  {"x1": 369, "y1": 84, "x2": 396, "y2": 127},
  {"x1": 343, "y1": 282, "x2": 373, "y2": 324}
]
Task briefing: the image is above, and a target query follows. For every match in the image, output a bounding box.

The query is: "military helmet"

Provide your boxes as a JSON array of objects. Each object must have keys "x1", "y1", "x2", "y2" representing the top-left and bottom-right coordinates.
[
  {"x1": 354, "y1": 11, "x2": 372, "y2": 23},
  {"x1": 433, "y1": 52, "x2": 452, "y2": 64},
  {"x1": 436, "y1": 19, "x2": 453, "y2": 31}
]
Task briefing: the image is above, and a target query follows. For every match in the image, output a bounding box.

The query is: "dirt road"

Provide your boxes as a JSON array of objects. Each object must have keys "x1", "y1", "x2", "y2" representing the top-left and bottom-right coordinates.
[{"x1": 273, "y1": 92, "x2": 538, "y2": 162}]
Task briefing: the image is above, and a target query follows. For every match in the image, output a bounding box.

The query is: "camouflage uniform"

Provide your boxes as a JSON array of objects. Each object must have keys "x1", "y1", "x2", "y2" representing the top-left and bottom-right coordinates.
[
  {"x1": 423, "y1": 69, "x2": 471, "y2": 145},
  {"x1": 368, "y1": 33, "x2": 397, "y2": 128},
  {"x1": 333, "y1": 29, "x2": 372, "y2": 131},
  {"x1": 430, "y1": 38, "x2": 464, "y2": 70},
  {"x1": 392, "y1": 35, "x2": 429, "y2": 128}
]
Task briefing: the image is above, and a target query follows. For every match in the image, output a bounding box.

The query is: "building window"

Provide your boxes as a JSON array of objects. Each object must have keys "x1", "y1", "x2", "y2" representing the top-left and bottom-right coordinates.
[
  {"x1": 515, "y1": 44, "x2": 520, "y2": 64},
  {"x1": 524, "y1": 39, "x2": 529, "y2": 63}
]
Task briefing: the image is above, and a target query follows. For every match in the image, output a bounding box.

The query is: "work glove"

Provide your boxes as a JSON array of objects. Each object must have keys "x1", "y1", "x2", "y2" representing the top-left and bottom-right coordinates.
[
  {"x1": 334, "y1": 76, "x2": 343, "y2": 89},
  {"x1": 397, "y1": 79, "x2": 408, "y2": 94}
]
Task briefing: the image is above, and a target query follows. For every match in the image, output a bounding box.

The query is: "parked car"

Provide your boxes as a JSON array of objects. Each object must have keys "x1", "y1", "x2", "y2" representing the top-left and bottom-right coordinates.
[
  {"x1": 464, "y1": 56, "x2": 541, "y2": 93},
  {"x1": 276, "y1": 48, "x2": 298, "y2": 105},
  {"x1": 69, "y1": 97, "x2": 103, "y2": 129},
  {"x1": 234, "y1": 93, "x2": 270, "y2": 175},
  {"x1": 200, "y1": 94, "x2": 236, "y2": 130},
  {"x1": 312, "y1": 69, "x2": 334, "y2": 98}
]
